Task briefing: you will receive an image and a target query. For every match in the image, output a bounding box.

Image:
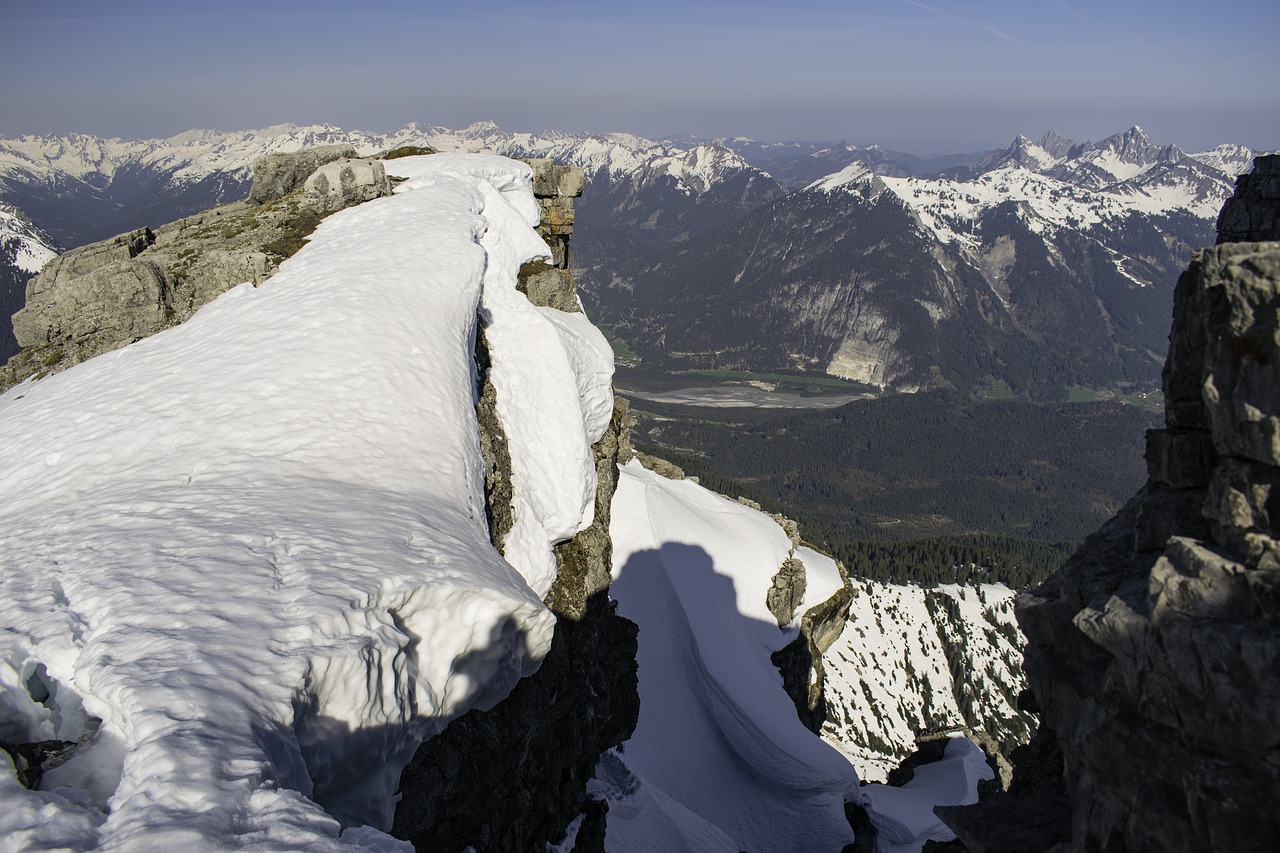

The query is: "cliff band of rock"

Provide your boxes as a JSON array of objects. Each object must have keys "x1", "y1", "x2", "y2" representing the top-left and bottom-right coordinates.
[
  {"x1": 998, "y1": 155, "x2": 1280, "y2": 852},
  {"x1": 2, "y1": 146, "x2": 390, "y2": 390},
  {"x1": 390, "y1": 159, "x2": 641, "y2": 853}
]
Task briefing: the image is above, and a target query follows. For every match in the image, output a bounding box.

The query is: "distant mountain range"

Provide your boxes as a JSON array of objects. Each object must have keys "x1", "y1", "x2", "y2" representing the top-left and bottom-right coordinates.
[
  {"x1": 0, "y1": 122, "x2": 1266, "y2": 398},
  {"x1": 587, "y1": 126, "x2": 1261, "y2": 397}
]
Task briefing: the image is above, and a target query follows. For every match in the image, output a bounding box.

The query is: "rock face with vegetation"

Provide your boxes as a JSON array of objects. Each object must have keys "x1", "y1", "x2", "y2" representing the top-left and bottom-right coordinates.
[
  {"x1": 1007, "y1": 158, "x2": 1280, "y2": 852},
  {"x1": 2, "y1": 148, "x2": 392, "y2": 390},
  {"x1": 391, "y1": 160, "x2": 641, "y2": 853}
]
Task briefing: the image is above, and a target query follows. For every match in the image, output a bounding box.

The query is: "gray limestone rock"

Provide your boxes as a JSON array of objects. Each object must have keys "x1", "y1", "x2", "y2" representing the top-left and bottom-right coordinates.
[
  {"x1": 525, "y1": 158, "x2": 586, "y2": 199},
  {"x1": 517, "y1": 261, "x2": 580, "y2": 313},
  {"x1": 1216, "y1": 154, "x2": 1280, "y2": 243},
  {"x1": 302, "y1": 158, "x2": 392, "y2": 214},
  {"x1": 767, "y1": 556, "x2": 807, "y2": 628},
  {"x1": 247, "y1": 144, "x2": 357, "y2": 204},
  {"x1": 634, "y1": 451, "x2": 686, "y2": 480},
  {"x1": 2, "y1": 149, "x2": 395, "y2": 390},
  {"x1": 1000, "y1": 158, "x2": 1280, "y2": 853}
]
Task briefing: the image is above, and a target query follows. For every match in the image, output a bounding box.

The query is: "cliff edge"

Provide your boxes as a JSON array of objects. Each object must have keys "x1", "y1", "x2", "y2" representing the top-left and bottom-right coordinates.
[{"x1": 1006, "y1": 154, "x2": 1280, "y2": 852}]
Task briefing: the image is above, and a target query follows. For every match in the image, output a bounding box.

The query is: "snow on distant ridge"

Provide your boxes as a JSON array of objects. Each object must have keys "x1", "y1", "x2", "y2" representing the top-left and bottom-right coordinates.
[
  {"x1": 807, "y1": 124, "x2": 1252, "y2": 254},
  {"x1": 0, "y1": 154, "x2": 612, "y2": 850},
  {"x1": 0, "y1": 204, "x2": 57, "y2": 273},
  {"x1": 0, "y1": 122, "x2": 763, "y2": 204}
]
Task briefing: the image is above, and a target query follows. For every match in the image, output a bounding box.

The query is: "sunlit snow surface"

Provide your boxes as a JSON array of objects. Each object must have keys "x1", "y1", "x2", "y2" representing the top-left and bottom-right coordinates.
[
  {"x1": 821, "y1": 582, "x2": 1029, "y2": 782},
  {"x1": 0, "y1": 154, "x2": 612, "y2": 851},
  {"x1": 0, "y1": 206, "x2": 57, "y2": 273}
]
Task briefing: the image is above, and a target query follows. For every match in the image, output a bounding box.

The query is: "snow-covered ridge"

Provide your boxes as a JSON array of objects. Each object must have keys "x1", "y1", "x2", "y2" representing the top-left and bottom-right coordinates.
[
  {"x1": 807, "y1": 161, "x2": 879, "y2": 194},
  {"x1": 0, "y1": 154, "x2": 613, "y2": 851},
  {"x1": 811, "y1": 126, "x2": 1249, "y2": 251}
]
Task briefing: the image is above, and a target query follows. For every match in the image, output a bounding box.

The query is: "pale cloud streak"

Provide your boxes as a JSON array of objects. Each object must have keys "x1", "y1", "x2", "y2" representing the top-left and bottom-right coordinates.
[{"x1": 896, "y1": 0, "x2": 1014, "y2": 39}]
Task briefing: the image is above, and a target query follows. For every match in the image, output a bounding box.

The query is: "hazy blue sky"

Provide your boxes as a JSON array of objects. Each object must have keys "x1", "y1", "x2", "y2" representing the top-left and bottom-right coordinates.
[{"x1": 2, "y1": 0, "x2": 1276, "y2": 153}]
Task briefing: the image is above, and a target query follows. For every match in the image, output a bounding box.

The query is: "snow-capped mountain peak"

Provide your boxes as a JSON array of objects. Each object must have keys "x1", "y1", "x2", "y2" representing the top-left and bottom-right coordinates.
[
  {"x1": 1191, "y1": 142, "x2": 1262, "y2": 176},
  {"x1": 806, "y1": 161, "x2": 881, "y2": 194}
]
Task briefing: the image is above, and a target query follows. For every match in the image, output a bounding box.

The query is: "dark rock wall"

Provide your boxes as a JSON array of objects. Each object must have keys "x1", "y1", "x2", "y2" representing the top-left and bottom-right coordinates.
[
  {"x1": 1217, "y1": 154, "x2": 1280, "y2": 244},
  {"x1": 1014, "y1": 159, "x2": 1280, "y2": 853},
  {"x1": 391, "y1": 161, "x2": 641, "y2": 853}
]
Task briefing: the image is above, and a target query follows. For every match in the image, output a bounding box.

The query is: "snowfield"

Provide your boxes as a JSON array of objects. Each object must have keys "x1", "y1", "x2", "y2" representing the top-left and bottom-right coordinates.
[
  {"x1": 0, "y1": 154, "x2": 612, "y2": 851},
  {"x1": 0, "y1": 206, "x2": 57, "y2": 274},
  {"x1": 599, "y1": 463, "x2": 994, "y2": 852}
]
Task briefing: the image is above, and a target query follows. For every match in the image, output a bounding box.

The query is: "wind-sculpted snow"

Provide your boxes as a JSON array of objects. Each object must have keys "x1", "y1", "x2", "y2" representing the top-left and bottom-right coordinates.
[
  {"x1": 602, "y1": 462, "x2": 860, "y2": 852},
  {"x1": 0, "y1": 154, "x2": 612, "y2": 850},
  {"x1": 861, "y1": 736, "x2": 994, "y2": 853},
  {"x1": 601, "y1": 465, "x2": 998, "y2": 852}
]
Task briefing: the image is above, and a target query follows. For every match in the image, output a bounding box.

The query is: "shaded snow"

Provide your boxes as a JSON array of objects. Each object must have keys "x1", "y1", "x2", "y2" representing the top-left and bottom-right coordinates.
[
  {"x1": 601, "y1": 462, "x2": 859, "y2": 852},
  {"x1": 861, "y1": 736, "x2": 994, "y2": 852},
  {"x1": 600, "y1": 465, "x2": 1000, "y2": 852},
  {"x1": 0, "y1": 154, "x2": 611, "y2": 850}
]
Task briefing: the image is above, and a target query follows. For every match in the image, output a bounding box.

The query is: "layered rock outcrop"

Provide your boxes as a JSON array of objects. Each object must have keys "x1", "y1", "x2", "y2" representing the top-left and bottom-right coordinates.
[
  {"x1": 1007, "y1": 159, "x2": 1280, "y2": 852},
  {"x1": 2, "y1": 149, "x2": 393, "y2": 390}
]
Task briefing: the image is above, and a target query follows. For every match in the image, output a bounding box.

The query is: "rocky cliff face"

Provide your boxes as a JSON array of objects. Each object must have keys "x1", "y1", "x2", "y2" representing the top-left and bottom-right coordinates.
[
  {"x1": 391, "y1": 162, "x2": 640, "y2": 853},
  {"x1": 1011, "y1": 155, "x2": 1280, "y2": 852}
]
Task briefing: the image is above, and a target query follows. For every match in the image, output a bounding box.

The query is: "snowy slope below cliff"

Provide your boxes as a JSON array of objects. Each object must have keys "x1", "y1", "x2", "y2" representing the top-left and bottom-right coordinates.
[
  {"x1": 0, "y1": 153, "x2": 612, "y2": 851},
  {"x1": 0, "y1": 205, "x2": 58, "y2": 274},
  {"x1": 598, "y1": 463, "x2": 992, "y2": 852},
  {"x1": 821, "y1": 581, "x2": 1032, "y2": 781},
  {"x1": 1, "y1": 204, "x2": 58, "y2": 359},
  {"x1": 601, "y1": 462, "x2": 858, "y2": 851}
]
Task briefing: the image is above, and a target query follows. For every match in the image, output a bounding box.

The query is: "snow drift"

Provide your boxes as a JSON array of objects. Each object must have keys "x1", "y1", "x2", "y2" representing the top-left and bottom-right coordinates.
[
  {"x1": 598, "y1": 462, "x2": 860, "y2": 852},
  {"x1": 0, "y1": 153, "x2": 612, "y2": 851}
]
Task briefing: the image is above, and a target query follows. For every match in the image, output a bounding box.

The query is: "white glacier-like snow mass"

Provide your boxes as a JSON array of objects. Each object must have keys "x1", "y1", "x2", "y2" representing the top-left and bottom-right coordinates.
[{"x1": 0, "y1": 154, "x2": 613, "y2": 851}]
